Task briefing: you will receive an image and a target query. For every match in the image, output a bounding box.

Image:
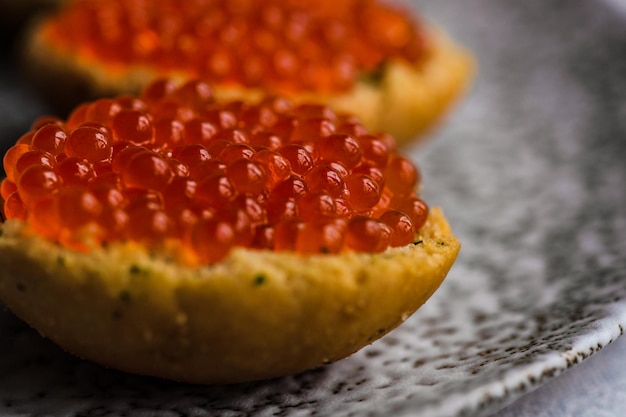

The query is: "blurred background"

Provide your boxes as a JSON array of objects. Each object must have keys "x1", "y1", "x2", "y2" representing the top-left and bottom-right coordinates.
[{"x1": 0, "y1": 1, "x2": 625, "y2": 416}]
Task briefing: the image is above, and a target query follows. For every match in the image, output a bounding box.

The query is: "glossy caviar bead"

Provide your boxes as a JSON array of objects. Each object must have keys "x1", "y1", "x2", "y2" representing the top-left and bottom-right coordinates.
[
  {"x1": 249, "y1": 131, "x2": 282, "y2": 150},
  {"x1": 168, "y1": 207, "x2": 199, "y2": 238},
  {"x1": 3, "y1": 192, "x2": 27, "y2": 221},
  {"x1": 183, "y1": 119, "x2": 218, "y2": 144},
  {"x1": 345, "y1": 216, "x2": 392, "y2": 252},
  {"x1": 273, "y1": 221, "x2": 304, "y2": 251},
  {"x1": 334, "y1": 197, "x2": 353, "y2": 218},
  {"x1": 15, "y1": 150, "x2": 56, "y2": 180},
  {"x1": 17, "y1": 165, "x2": 61, "y2": 204},
  {"x1": 270, "y1": 174, "x2": 308, "y2": 200},
  {"x1": 3, "y1": 144, "x2": 30, "y2": 182},
  {"x1": 392, "y1": 195, "x2": 429, "y2": 230},
  {"x1": 31, "y1": 123, "x2": 67, "y2": 155},
  {"x1": 357, "y1": 134, "x2": 390, "y2": 167},
  {"x1": 190, "y1": 218, "x2": 235, "y2": 263},
  {"x1": 1, "y1": 179, "x2": 17, "y2": 200},
  {"x1": 28, "y1": 195, "x2": 61, "y2": 239},
  {"x1": 124, "y1": 189, "x2": 163, "y2": 212},
  {"x1": 3, "y1": 79, "x2": 430, "y2": 264},
  {"x1": 190, "y1": 160, "x2": 226, "y2": 180},
  {"x1": 56, "y1": 157, "x2": 95, "y2": 185},
  {"x1": 251, "y1": 224, "x2": 274, "y2": 249},
  {"x1": 97, "y1": 207, "x2": 130, "y2": 241},
  {"x1": 352, "y1": 163, "x2": 385, "y2": 189},
  {"x1": 265, "y1": 196, "x2": 298, "y2": 224},
  {"x1": 195, "y1": 174, "x2": 237, "y2": 208},
  {"x1": 234, "y1": 194, "x2": 267, "y2": 225},
  {"x1": 345, "y1": 173, "x2": 380, "y2": 211},
  {"x1": 297, "y1": 191, "x2": 336, "y2": 222},
  {"x1": 154, "y1": 118, "x2": 185, "y2": 149},
  {"x1": 278, "y1": 144, "x2": 313, "y2": 175},
  {"x1": 127, "y1": 206, "x2": 174, "y2": 243},
  {"x1": 86, "y1": 99, "x2": 122, "y2": 124},
  {"x1": 380, "y1": 210, "x2": 415, "y2": 247},
  {"x1": 201, "y1": 109, "x2": 238, "y2": 130},
  {"x1": 141, "y1": 78, "x2": 178, "y2": 105},
  {"x1": 205, "y1": 140, "x2": 232, "y2": 159},
  {"x1": 213, "y1": 128, "x2": 249, "y2": 145},
  {"x1": 295, "y1": 219, "x2": 346, "y2": 254},
  {"x1": 173, "y1": 79, "x2": 214, "y2": 109},
  {"x1": 167, "y1": 158, "x2": 190, "y2": 178},
  {"x1": 55, "y1": 186, "x2": 102, "y2": 231},
  {"x1": 377, "y1": 132, "x2": 397, "y2": 156},
  {"x1": 111, "y1": 109, "x2": 154, "y2": 146},
  {"x1": 385, "y1": 156, "x2": 418, "y2": 194},
  {"x1": 162, "y1": 177, "x2": 197, "y2": 210},
  {"x1": 122, "y1": 151, "x2": 174, "y2": 191},
  {"x1": 318, "y1": 134, "x2": 362, "y2": 169},
  {"x1": 78, "y1": 121, "x2": 113, "y2": 137},
  {"x1": 151, "y1": 99, "x2": 196, "y2": 122},
  {"x1": 91, "y1": 183, "x2": 125, "y2": 208},
  {"x1": 214, "y1": 207, "x2": 254, "y2": 246},
  {"x1": 172, "y1": 144, "x2": 211, "y2": 170},
  {"x1": 65, "y1": 125, "x2": 113, "y2": 162},
  {"x1": 219, "y1": 143, "x2": 255, "y2": 163},
  {"x1": 272, "y1": 116, "x2": 298, "y2": 140},
  {"x1": 240, "y1": 106, "x2": 279, "y2": 130},
  {"x1": 116, "y1": 95, "x2": 148, "y2": 112},
  {"x1": 226, "y1": 159, "x2": 268, "y2": 195},
  {"x1": 304, "y1": 164, "x2": 346, "y2": 197},
  {"x1": 291, "y1": 118, "x2": 336, "y2": 143},
  {"x1": 370, "y1": 187, "x2": 393, "y2": 218},
  {"x1": 251, "y1": 150, "x2": 291, "y2": 187}
]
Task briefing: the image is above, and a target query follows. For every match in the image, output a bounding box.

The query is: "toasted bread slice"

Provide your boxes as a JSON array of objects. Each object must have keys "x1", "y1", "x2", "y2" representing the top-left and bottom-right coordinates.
[
  {"x1": 0, "y1": 208, "x2": 458, "y2": 383},
  {"x1": 21, "y1": 2, "x2": 474, "y2": 144}
]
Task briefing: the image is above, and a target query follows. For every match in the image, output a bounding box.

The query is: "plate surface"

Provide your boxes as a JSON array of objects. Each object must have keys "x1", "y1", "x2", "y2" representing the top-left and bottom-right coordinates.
[{"x1": 1, "y1": 1, "x2": 626, "y2": 416}]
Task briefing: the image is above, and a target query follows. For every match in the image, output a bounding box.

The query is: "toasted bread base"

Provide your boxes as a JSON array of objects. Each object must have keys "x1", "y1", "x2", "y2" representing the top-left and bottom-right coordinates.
[
  {"x1": 0, "y1": 207, "x2": 459, "y2": 384},
  {"x1": 22, "y1": 19, "x2": 474, "y2": 145}
]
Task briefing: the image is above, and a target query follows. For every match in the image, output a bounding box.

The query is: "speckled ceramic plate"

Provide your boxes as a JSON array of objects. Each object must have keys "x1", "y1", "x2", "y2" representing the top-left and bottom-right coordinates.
[{"x1": 1, "y1": 1, "x2": 626, "y2": 416}]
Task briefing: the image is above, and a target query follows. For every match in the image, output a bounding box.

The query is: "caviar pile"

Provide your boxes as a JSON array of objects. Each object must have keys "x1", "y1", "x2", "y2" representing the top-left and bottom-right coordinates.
[
  {"x1": 1, "y1": 79, "x2": 428, "y2": 264},
  {"x1": 44, "y1": 0, "x2": 428, "y2": 93}
]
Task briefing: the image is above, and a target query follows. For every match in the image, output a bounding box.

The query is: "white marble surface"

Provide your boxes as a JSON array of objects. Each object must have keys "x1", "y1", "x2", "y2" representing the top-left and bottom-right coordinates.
[
  {"x1": 491, "y1": 335, "x2": 626, "y2": 417},
  {"x1": 0, "y1": 1, "x2": 625, "y2": 417}
]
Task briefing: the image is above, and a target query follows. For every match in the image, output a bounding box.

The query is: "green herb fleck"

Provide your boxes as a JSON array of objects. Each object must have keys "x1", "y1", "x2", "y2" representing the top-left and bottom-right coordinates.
[
  {"x1": 413, "y1": 240, "x2": 424, "y2": 246},
  {"x1": 119, "y1": 290, "x2": 132, "y2": 303},
  {"x1": 253, "y1": 274, "x2": 267, "y2": 286},
  {"x1": 359, "y1": 63, "x2": 386, "y2": 86},
  {"x1": 129, "y1": 265, "x2": 143, "y2": 275}
]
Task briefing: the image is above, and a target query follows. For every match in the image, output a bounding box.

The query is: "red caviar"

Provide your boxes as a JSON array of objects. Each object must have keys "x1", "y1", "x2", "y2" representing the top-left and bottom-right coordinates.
[
  {"x1": 43, "y1": 0, "x2": 428, "y2": 93},
  {"x1": 1, "y1": 79, "x2": 429, "y2": 264}
]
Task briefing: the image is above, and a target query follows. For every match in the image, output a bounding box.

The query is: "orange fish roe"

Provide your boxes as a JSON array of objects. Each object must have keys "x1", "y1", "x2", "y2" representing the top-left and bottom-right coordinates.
[
  {"x1": 1, "y1": 79, "x2": 428, "y2": 264},
  {"x1": 43, "y1": 0, "x2": 428, "y2": 93}
]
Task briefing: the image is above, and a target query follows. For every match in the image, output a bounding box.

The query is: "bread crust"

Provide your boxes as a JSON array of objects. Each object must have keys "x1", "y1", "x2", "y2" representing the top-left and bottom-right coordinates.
[
  {"x1": 21, "y1": 19, "x2": 474, "y2": 145},
  {"x1": 0, "y1": 207, "x2": 459, "y2": 384}
]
